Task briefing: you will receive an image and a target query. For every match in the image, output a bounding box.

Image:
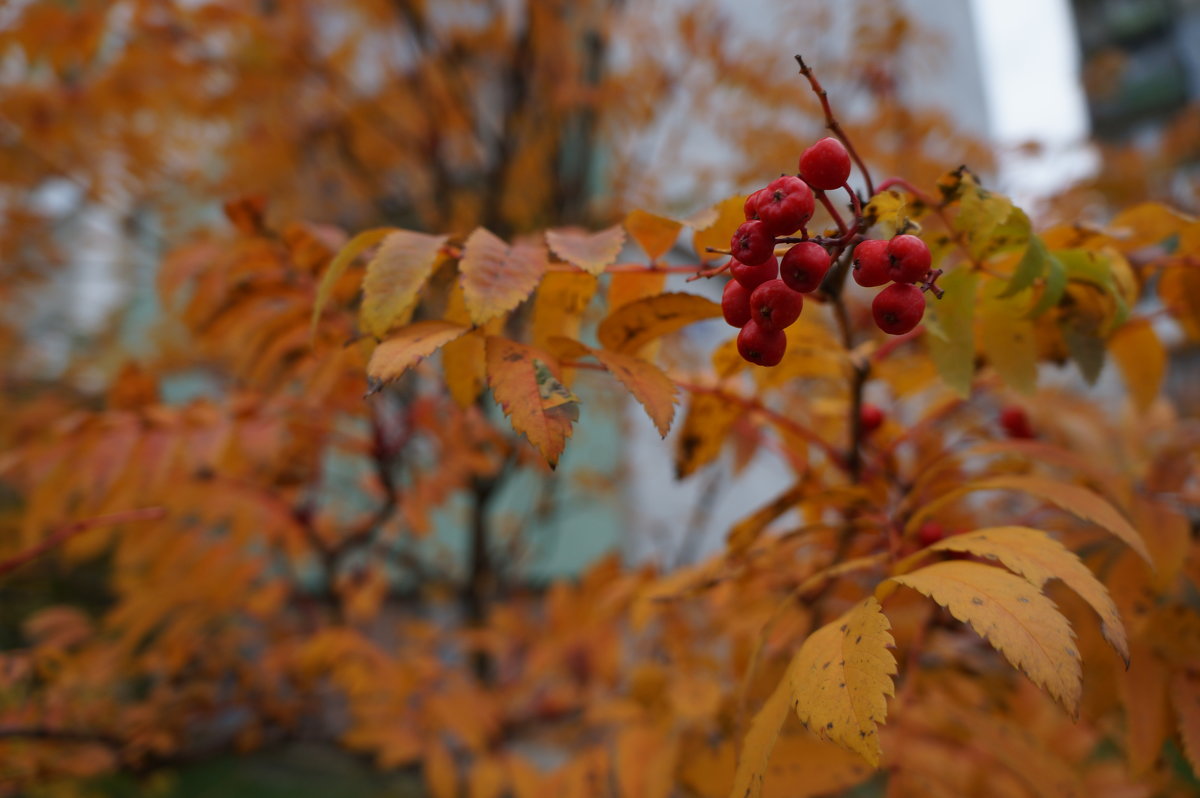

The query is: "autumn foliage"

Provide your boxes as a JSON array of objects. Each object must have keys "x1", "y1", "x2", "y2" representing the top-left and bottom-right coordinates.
[{"x1": 3, "y1": 2, "x2": 1200, "y2": 797}]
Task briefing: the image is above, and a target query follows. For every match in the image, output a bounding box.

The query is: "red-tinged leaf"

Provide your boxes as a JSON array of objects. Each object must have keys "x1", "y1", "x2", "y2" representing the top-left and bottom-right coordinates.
[
  {"x1": 591, "y1": 347, "x2": 677, "y2": 437},
  {"x1": 692, "y1": 195, "x2": 748, "y2": 263},
  {"x1": 597, "y1": 292, "x2": 722, "y2": 355},
  {"x1": 546, "y1": 225, "x2": 626, "y2": 275},
  {"x1": 366, "y1": 321, "x2": 469, "y2": 392},
  {"x1": 787, "y1": 598, "x2": 896, "y2": 766},
  {"x1": 887, "y1": 561, "x2": 1082, "y2": 715},
  {"x1": 905, "y1": 526, "x2": 1128, "y2": 666},
  {"x1": 460, "y1": 228, "x2": 548, "y2": 325},
  {"x1": 908, "y1": 474, "x2": 1151, "y2": 565},
  {"x1": 624, "y1": 208, "x2": 683, "y2": 261},
  {"x1": 1172, "y1": 669, "x2": 1200, "y2": 778},
  {"x1": 485, "y1": 337, "x2": 575, "y2": 468},
  {"x1": 311, "y1": 227, "x2": 393, "y2": 337},
  {"x1": 360, "y1": 230, "x2": 448, "y2": 339}
]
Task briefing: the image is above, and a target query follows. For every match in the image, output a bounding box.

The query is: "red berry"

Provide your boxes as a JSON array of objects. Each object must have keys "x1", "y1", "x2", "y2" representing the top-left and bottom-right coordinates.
[
  {"x1": 799, "y1": 137, "x2": 852, "y2": 191},
  {"x1": 737, "y1": 320, "x2": 787, "y2": 367},
  {"x1": 999, "y1": 406, "x2": 1035, "y2": 439},
  {"x1": 851, "y1": 239, "x2": 890, "y2": 287},
  {"x1": 730, "y1": 220, "x2": 775, "y2": 265},
  {"x1": 722, "y1": 279, "x2": 752, "y2": 327},
  {"x1": 872, "y1": 283, "x2": 925, "y2": 335},
  {"x1": 779, "y1": 242, "x2": 831, "y2": 293},
  {"x1": 744, "y1": 188, "x2": 767, "y2": 220},
  {"x1": 729, "y1": 253, "x2": 779, "y2": 290},
  {"x1": 886, "y1": 234, "x2": 932, "y2": 283},
  {"x1": 859, "y1": 403, "x2": 884, "y2": 434},
  {"x1": 755, "y1": 175, "x2": 814, "y2": 236},
  {"x1": 917, "y1": 522, "x2": 946, "y2": 547},
  {"x1": 749, "y1": 279, "x2": 803, "y2": 332}
]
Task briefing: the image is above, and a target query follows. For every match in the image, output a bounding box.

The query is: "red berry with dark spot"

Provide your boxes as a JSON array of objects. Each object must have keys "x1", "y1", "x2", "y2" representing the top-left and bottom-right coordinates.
[
  {"x1": 999, "y1": 405, "x2": 1035, "y2": 439},
  {"x1": 780, "y1": 241, "x2": 831, "y2": 293},
  {"x1": 730, "y1": 219, "x2": 775, "y2": 265},
  {"x1": 744, "y1": 188, "x2": 767, "y2": 220},
  {"x1": 886, "y1": 234, "x2": 932, "y2": 283},
  {"x1": 852, "y1": 239, "x2": 890, "y2": 287},
  {"x1": 872, "y1": 283, "x2": 925, "y2": 335},
  {"x1": 737, "y1": 320, "x2": 787, "y2": 367},
  {"x1": 860, "y1": 403, "x2": 884, "y2": 434},
  {"x1": 799, "y1": 137, "x2": 852, "y2": 191},
  {"x1": 917, "y1": 522, "x2": 946, "y2": 547},
  {"x1": 729, "y1": 253, "x2": 779, "y2": 290},
  {"x1": 749, "y1": 279, "x2": 804, "y2": 332},
  {"x1": 755, "y1": 175, "x2": 814, "y2": 236},
  {"x1": 722, "y1": 279, "x2": 752, "y2": 328}
]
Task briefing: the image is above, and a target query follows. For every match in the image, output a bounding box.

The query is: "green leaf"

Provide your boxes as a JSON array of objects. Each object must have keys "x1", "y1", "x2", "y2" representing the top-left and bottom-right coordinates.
[
  {"x1": 1028, "y1": 252, "x2": 1066, "y2": 318},
  {"x1": 979, "y1": 282, "x2": 1037, "y2": 395},
  {"x1": 311, "y1": 227, "x2": 394, "y2": 339},
  {"x1": 1002, "y1": 234, "x2": 1048, "y2": 298},
  {"x1": 1057, "y1": 249, "x2": 1129, "y2": 330},
  {"x1": 1061, "y1": 317, "x2": 1106, "y2": 385},
  {"x1": 926, "y1": 268, "x2": 978, "y2": 397}
]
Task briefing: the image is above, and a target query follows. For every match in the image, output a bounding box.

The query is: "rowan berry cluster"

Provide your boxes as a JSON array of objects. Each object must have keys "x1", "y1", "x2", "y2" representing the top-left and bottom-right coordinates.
[
  {"x1": 722, "y1": 134, "x2": 942, "y2": 367},
  {"x1": 722, "y1": 137, "x2": 851, "y2": 367}
]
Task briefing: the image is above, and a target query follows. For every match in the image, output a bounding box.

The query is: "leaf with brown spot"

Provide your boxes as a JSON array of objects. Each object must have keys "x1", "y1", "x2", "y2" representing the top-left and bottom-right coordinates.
[
  {"x1": 786, "y1": 597, "x2": 896, "y2": 767},
  {"x1": 674, "y1": 391, "x2": 741, "y2": 478},
  {"x1": 485, "y1": 337, "x2": 575, "y2": 468},
  {"x1": 903, "y1": 526, "x2": 1128, "y2": 666},
  {"x1": 624, "y1": 208, "x2": 682, "y2": 261},
  {"x1": 546, "y1": 225, "x2": 626, "y2": 275},
  {"x1": 887, "y1": 561, "x2": 1082, "y2": 715},
  {"x1": 366, "y1": 321, "x2": 469, "y2": 390},
  {"x1": 597, "y1": 292, "x2": 722, "y2": 355},
  {"x1": 460, "y1": 228, "x2": 548, "y2": 325},
  {"x1": 359, "y1": 230, "x2": 448, "y2": 339},
  {"x1": 311, "y1": 227, "x2": 393, "y2": 338}
]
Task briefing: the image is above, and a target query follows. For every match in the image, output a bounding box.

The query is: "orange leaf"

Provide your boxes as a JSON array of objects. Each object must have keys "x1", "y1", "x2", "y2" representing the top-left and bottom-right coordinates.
[
  {"x1": 531, "y1": 271, "x2": 599, "y2": 352},
  {"x1": 469, "y1": 756, "x2": 507, "y2": 798},
  {"x1": 591, "y1": 347, "x2": 677, "y2": 437},
  {"x1": 360, "y1": 230, "x2": 448, "y2": 338},
  {"x1": 597, "y1": 292, "x2": 722, "y2": 355},
  {"x1": 887, "y1": 561, "x2": 1081, "y2": 715},
  {"x1": 1108, "y1": 318, "x2": 1165, "y2": 412},
  {"x1": 546, "y1": 225, "x2": 626, "y2": 275},
  {"x1": 366, "y1": 321, "x2": 469, "y2": 390},
  {"x1": 1108, "y1": 202, "x2": 1193, "y2": 250},
  {"x1": 608, "y1": 270, "x2": 667, "y2": 310},
  {"x1": 691, "y1": 195, "x2": 748, "y2": 263},
  {"x1": 1172, "y1": 669, "x2": 1200, "y2": 778},
  {"x1": 615, "y1": 724, "x2": 677, "y2": 798},
  {"x1": 460, "y1": 228, "x2": 548, "y2": 325},
  {"x1": 424, "y1": 740, "x2": 459, "y2": 798},
  {"x1": 729, "y1": 669, "x2": 791, "y2": 798},
  {"x1": 1119, "y1": 640, "x2": 1169, "y2": 773},
  {"x1": 311, "y1": 227, "x2": 393, "y2": 337},
  {"x1": 443, "y1": 329, "x2": 488, "y2": 408},
  {"x1": 485, "y1": 337, "x2": 576, "y2": 468},
  {"x1": 624, "y1": 208, "x2": 683, "y2": 261},
  {"x1": 675, "y1": 391, "x2": 742, "y2": 478}
]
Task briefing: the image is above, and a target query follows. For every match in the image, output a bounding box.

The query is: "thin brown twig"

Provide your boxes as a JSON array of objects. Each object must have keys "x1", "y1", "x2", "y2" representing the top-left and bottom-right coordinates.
[{"x1": 0, "y1": 508, "x2": 165, "y2": 579}]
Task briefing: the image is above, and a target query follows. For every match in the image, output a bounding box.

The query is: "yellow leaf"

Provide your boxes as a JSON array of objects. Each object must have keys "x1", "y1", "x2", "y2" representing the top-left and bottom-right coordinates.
[
  {"x1": 692, "y1": 195, "x2": 749, "y2": 263},
  {"x1": 546, "y1": 225, "x2": 626, "y2": 275},
  {"x1": 366, "y1": 321, "x2": 469, "y2": 390},
  {"x1": 531, "y1": 271, "x2": 599, "y2": 352},
  {"x1": 1108, "y1": 318, "x2": 1165, "y2": 412},
  {"x1": 763, "y1": 735, "x2": 875, "y2": 798},
  {"x1": 729, "y1": 672, "x2": 791, "y2": 798},
  {"x1": 424, "y1": 740, "x2": 459, "y2": 798},
  {"x1": 311, "y1": 227, "x2": 393, "y2": 338},
  {"x1": 888, "y1": 561, "x2": 1081, "y2": 715},
  {"x1": 590, "y1": 347, "x2": 677, "y2": 437},
  {"x1": 460, "y1": 228, "x2": 548, "y2": 325},
  {"x1": 978, "y1": 284, "x2": 1037, "y2": 395},
  {"x1": 907, "y1": 526, "x2": 1128, "y2": 666},
  {"x1": 615, "y1": 724, "x2": 677, "y2": 798},
  {"x1": 727, "y1": 482, "x2": 805, "y2": 555},
  {"x1": 624, "y1": 208, "x2": 682, "y2": 261},
  {"x1": 597, "y1": 292, "x2": 722, "y2": 355},
  {"x1": 359, "y1": 230, "x2": 448, "y2": 339},
  {"x1": 863, "y1": 190, "x2": 909, "y2": 236},
  {"x1": 485, "y1": 337, "x2": 574, "y2": 468},
  {"x1": 908, "y1": 474, "x2": 1151, "y2": 565},
  {"x1": 442, "y1": 329, "x2": 488, "y2": 408},
  {"x1": 1171, "y1": 669, "x2": 1200, "y2": 778},
  {"x1": 1108, "y1": 201, "x2": 1193, "y2": 250},
  {"x1": 675, "y1": 391, "x2": 742, "y2": 478},
  {"x1": 787, "y1": 597, "x2": 896, "y2": 766}
]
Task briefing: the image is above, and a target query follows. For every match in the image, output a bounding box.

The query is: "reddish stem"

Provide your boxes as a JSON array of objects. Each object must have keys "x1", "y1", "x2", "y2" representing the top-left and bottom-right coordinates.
[
  {"x1": 0, "y1": 508, "x2": 165, "y2": 578},
  {"x1": 796, "y1": 55, "x2": 875, "y2": 196},
  {"x1": 814, "y1": 189, "x2": 848, "y2": 236}
]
